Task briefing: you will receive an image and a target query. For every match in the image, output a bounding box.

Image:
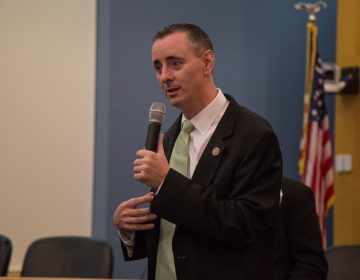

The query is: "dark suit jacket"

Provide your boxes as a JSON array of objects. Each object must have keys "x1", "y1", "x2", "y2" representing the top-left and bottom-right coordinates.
[
  {"x1": 122, "y1": 94, "x2": 283, "y2": 280},
  {"x1": 273, "y1": 177, "x2": 328, "y2": 280}
]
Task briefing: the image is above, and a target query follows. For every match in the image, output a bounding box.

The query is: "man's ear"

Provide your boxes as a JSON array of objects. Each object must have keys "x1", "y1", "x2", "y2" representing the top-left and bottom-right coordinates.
[{"x1": 202, "y1": 50, "x2": 215, "y2": 75}]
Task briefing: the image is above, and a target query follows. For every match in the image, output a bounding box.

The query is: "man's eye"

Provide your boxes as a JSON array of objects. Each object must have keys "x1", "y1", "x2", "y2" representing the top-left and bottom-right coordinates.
[
  {"x1": 172, "y1": 61, "x2": 183, "y2": 68},
  {"x1": 154, "y1": 65, "x2": 162, "y2": 73}
]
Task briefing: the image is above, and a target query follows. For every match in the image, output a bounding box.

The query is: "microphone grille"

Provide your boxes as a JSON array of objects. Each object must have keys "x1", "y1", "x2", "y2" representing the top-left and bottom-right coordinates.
[{"x1": 149, "y1": 102, "x2": 166, "y2": 123}]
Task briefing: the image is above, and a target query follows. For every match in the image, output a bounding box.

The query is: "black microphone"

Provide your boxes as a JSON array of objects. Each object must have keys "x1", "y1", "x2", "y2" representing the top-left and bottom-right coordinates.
[{"x1": 145, "y1": 102, "x2": 166, "y2": 152}]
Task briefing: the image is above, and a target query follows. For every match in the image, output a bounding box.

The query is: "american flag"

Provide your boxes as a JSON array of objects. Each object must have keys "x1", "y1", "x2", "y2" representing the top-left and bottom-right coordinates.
[{"x1": 299, "y1": 22, "x2": 335, "y2": 247}]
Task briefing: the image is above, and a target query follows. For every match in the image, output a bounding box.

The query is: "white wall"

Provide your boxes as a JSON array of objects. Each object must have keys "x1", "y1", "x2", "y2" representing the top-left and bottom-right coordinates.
[{"x1": 0, "y1": 0, "x2": 96, "y2": 272}]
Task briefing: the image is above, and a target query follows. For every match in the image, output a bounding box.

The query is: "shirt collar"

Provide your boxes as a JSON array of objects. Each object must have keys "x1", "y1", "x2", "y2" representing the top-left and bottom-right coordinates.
[{"x1": 182, "y1": 89, "x2": 228, "y2": 135}]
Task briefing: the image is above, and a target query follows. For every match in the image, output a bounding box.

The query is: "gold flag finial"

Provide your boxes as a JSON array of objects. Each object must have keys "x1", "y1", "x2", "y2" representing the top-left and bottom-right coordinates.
[{"x1": 294, "y1": 1, "x2": 327, "y2": 21}]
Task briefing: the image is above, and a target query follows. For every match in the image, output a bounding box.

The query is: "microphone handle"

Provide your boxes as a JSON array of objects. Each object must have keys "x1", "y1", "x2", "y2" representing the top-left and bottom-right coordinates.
[{"x1": 145, "y1": 122, "x2": 161, "y2": 152}]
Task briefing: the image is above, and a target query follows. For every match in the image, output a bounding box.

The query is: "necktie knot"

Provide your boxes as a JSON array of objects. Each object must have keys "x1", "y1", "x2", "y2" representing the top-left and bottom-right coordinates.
[{"x1": 181, "y1": 120, "x2": 194, "y2": 134}]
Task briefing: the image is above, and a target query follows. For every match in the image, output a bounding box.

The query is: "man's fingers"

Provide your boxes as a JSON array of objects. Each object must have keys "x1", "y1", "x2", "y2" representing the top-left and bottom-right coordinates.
[
  {"x1": 126, "y1": 192, "x2": 154, "y2": 207},
  {"x1": 136, "y1": 149, "x2": 154, "y2": 158},
  {"x1": 124, "y1": 208, "x2": 157, "y2": 224},
  {"x1": 130, "y1": 207, "x2": 153, "y2": 217},
  {"x1": 123, "y1": 223, "x2": 155, "y2": 231},
  {"x1": 113, "y1": 193, "x2": 154, "y2": 226},
  {"x1": 133, "y1": 158, "x2": 142, "y2": 167},
  {"x1": 120, "y1": 210, "x2": 157, "y2": 232},
  {"x1": 124, "y1": 213, "x2": 157, "y2": 225}
]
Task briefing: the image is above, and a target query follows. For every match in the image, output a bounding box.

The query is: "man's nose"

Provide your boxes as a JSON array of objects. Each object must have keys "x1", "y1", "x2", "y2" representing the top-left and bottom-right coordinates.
[{"x1": 160, "y1": 66, "x2": 173, "y2": 83}]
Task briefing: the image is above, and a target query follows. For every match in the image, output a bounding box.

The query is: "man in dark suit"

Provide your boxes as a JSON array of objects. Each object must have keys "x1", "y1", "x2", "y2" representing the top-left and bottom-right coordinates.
[
  {"x1": 113, "y1": 23, "x2": 282, "y2": 280},
  {"x1": 274, "y1": 177, "x2": 328, "y2": 279}
]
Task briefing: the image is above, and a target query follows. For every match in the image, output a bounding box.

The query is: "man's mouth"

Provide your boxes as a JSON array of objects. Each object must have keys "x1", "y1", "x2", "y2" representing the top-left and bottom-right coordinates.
[{"x1": 166, "y1": 87, "x2": 180, "y2": 94}]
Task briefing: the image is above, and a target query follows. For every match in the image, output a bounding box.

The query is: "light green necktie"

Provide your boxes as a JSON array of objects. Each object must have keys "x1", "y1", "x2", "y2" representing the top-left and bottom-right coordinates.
[{"x1": 155, "y1": 120, "x2": 194, "y2": 280}]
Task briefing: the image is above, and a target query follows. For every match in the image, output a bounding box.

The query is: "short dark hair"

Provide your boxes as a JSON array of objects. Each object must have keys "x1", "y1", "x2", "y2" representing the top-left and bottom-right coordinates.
[{"x1": 152, "y1": 23, "x2": 214, "y2": 56}]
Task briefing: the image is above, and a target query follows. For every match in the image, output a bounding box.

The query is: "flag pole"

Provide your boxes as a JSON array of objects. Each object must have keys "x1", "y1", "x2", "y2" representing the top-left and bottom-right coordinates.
[{"x1": 295, "y1": 1, "x2": 327, "y2": 179}]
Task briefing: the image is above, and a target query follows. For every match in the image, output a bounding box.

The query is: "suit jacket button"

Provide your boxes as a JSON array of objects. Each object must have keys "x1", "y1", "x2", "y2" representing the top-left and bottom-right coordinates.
[
  {"x1": 212, "y1": 147, "x2": 220, "y2": 156},
  {"x1": 176, "y1": 256, "x2": 187, "y2": 260}
]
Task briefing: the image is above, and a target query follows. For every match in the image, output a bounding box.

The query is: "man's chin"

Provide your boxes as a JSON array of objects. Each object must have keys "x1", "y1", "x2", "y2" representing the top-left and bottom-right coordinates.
[{"x1": 166, "y1": 96, "x2": 182, "y2": 109}]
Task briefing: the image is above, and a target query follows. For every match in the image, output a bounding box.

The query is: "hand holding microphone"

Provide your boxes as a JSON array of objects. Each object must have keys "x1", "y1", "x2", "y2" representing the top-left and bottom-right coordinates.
[
  {"x1": 134, "y1": 102, "x2": 169, "y2": 189},
  {"x1": 113, "y1": 104, "x2": 165, "y2": 238}
]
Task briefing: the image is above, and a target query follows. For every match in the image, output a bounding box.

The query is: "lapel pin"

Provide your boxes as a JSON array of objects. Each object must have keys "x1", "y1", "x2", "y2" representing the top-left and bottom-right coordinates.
[{"x1": 212, "y1": 147, "x2": 220, "y2": 157}]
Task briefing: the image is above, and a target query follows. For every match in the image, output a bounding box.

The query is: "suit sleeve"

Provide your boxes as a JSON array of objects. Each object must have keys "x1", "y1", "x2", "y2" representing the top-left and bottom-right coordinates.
[
  {"x1": 120, "y1": 230, "x2": 147, "y2": 261},
  {"x1": 150, "y1": 129, "x2": 282, "y2": 247}
]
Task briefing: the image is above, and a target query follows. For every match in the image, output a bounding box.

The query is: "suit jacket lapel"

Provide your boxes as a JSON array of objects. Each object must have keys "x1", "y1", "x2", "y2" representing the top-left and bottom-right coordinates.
[{"x1": 192, "y1": 96, "x2": 239, "y2": 186}]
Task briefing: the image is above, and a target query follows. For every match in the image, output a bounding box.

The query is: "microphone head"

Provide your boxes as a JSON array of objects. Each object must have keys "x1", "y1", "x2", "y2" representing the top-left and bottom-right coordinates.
[{"x1": 149, "y1": 102, "x2": 166, "y2": 123}]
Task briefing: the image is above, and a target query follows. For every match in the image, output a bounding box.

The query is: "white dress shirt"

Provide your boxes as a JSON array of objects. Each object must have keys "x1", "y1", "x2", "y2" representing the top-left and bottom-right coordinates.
[{"x1": 186, "y1": 89, "x2": 229, "y2": 178}]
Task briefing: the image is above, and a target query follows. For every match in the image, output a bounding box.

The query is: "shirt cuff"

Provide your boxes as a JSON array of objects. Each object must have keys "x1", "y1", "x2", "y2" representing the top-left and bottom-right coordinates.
[
  {"x1": 154, "y1": 178, "x2": 165, "y2": 195},
  {"x1": 117, "y1": 229, "x2": 134, "y2": 257}
]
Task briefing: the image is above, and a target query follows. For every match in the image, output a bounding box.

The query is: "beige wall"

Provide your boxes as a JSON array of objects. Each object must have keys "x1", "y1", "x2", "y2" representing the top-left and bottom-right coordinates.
[
  {"x1": 334, "y1": 0, "x2": 360, "y2": 244},
  {"x1": 0, "y1": 0, "x2": 96, "y2": 271}
]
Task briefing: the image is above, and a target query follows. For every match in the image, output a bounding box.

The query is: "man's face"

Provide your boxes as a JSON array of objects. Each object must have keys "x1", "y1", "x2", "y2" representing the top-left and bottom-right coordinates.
[{"x1": 151, "y1": 32, "x2": 207, "y2": 111}]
